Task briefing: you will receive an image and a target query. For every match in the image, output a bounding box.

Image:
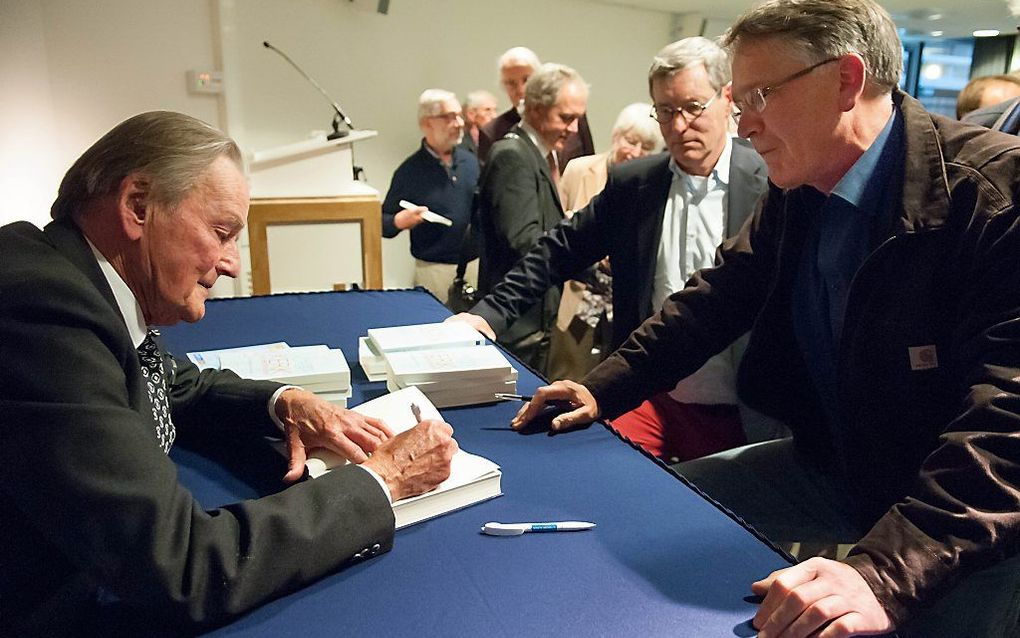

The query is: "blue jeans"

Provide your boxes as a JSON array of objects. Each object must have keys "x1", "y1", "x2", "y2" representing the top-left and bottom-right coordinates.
[{"x1": 673, "y1": 438, "x2": 1020, "y2": 637}]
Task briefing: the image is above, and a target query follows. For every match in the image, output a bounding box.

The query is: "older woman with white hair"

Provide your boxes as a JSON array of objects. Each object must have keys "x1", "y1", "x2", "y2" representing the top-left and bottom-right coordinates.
[{"x1": 549, "y1": 103, "x2": 663, "y2": 381}]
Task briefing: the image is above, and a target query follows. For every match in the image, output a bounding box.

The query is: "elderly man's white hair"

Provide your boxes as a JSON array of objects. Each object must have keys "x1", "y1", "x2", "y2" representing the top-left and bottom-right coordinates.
[
  {"x1": 497, "y1": 46, "x2": 541, "y2": 73},
  {"x1": 523, "y1": 63, "x2": 588, "y2": 109},
  {"x1": 417, "y1": 89, "x2": 459, "y2": 120},
  {"x1": 464, "y1": 89, "x2": 497, "y2": 111}
]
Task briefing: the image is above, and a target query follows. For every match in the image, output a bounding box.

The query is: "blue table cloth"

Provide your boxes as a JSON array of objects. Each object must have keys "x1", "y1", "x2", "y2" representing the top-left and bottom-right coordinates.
[{"x1": 161, "y1": 289, "x2": 792, "y2": 637}]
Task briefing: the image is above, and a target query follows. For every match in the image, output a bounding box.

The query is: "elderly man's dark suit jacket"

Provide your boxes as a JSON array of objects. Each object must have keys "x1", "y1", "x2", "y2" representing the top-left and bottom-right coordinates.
[
  {"x1": 477, "y1": 106, "x2": 595, "y2": 170},
  {"x1": 477, "y1": 125, "x2": 567, "y2": 372},
  {"x1": 0, "y1": 219, "x2": 393, "y2": 636},
  {"x1": 472, "y1": 141, "x2": 768, "y2": 351}
]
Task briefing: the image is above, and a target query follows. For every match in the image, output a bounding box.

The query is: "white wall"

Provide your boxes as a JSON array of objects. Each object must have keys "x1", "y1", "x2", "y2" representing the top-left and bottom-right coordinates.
[
  {"x1": 221, "y1": 0, "x2": 673, "y2": 288},
  {"x1": 1, "y1": 0, "x2": 673, "y2": 290},
  {"x1": 0, "y1": 0, "x2": 223, "y2": 230}
]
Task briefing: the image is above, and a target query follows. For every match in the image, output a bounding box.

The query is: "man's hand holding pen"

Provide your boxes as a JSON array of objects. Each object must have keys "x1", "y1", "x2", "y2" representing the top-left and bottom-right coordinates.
[
  {"x1": 507, "y1": 380, "x2": 601, "y2": 432},
  {"x1": 362, "y1": 412, "x2": 458, "y2": 502}
]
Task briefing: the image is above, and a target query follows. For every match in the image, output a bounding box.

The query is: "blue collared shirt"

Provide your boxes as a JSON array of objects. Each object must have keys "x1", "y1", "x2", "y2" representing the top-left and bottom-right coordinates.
[{"x1": 792, "y1": 107, "x2": 902, "y2": 441}]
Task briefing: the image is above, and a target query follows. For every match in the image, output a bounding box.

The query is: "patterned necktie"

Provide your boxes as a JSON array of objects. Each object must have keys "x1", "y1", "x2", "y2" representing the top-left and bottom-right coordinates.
[
  {"x1": 137, "y1": 329, "x2": 175, "y2": 454},
  {"x1": 546, "y1": 151, "x2": 560, "y2": 186}
]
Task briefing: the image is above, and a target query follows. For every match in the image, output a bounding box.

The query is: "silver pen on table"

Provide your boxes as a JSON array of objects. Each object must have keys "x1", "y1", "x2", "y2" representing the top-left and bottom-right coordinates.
[{"x1": 494, "y1": 393, "x2": 574, "y2": 410}]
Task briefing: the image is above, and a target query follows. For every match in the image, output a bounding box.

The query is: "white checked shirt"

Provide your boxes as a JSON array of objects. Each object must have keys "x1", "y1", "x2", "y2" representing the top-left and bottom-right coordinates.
[{"x1": 652, "y1": 137, "x2": 739, "y2": 405}]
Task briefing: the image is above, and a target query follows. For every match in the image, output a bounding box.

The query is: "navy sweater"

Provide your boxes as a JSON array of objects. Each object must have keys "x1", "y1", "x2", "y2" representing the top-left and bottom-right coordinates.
[{"x1": 381, "y1": 141, "x2": 479, "y2": 264}]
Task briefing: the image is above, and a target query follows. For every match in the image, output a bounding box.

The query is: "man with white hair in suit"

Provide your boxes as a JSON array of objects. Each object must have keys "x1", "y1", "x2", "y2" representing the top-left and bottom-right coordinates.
[
  {"x1": 477, "y1": 46, "x2": 595, "y2": 170},
  {"x1": 475, "y1": 63, "x2": 589, "y2": 374}
]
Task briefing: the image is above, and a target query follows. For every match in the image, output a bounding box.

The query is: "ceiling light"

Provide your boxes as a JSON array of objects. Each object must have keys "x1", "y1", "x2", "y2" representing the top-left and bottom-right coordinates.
[
  {"x1": 922, "y1": 63, "x2": 944, "y2": 80},
  {"x1": 928, "y1": 14, "x2": 943, "y2": 20},
  {"x1": 973, "y1": 29, "x2": 1001, "y2": 37},
  {"x1": 931, "y1": 30, "x2": 944, "y2": 37}
]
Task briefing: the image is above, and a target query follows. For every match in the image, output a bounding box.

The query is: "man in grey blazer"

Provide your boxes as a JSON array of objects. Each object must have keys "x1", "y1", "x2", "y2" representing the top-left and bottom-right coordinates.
[
  {"x1": 456, "y1": 38, "x2": 768, "y2": 460},
  {"x1": 476, "y1": 63, "x2": 589, "y2": 375},
  {"x1": 0, "y1": 111, "x2": 456, "y2": 636}
]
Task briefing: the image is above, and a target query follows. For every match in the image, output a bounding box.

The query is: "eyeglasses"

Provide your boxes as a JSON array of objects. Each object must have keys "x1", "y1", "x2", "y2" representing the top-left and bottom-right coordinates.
[
  {"x1": 731, "y1": 57, "x2": 841, "y2": 122},
  {"x1": 650, "y1": 90, "x2": 720, "y2": 125},
  {"x1": 428, "y1": 111, "x2": 463, "y2": 123}
]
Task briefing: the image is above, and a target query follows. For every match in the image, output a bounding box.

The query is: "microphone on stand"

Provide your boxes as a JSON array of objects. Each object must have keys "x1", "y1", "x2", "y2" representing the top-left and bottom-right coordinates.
[{"x1": 263, "y1": 40, "x2": 355, "y2": 139}]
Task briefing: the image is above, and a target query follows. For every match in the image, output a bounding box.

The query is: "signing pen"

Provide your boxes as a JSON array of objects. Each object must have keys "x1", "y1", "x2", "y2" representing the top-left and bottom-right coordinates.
[
  {"x1": 494, "y1": 393, "x2": 574, "y2": 410},
  {"x1": 410, "y1": 402, "x2": 422, "y2": 423},
  {"x1": 481, "y1": 521, "x2": 596, "y2": 536}
]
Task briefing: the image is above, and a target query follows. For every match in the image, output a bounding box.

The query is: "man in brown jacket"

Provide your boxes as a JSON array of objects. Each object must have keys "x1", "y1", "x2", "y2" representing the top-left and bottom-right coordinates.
[{"x1": 512, "y1": 1, "x2": 1020, "y2": 636}]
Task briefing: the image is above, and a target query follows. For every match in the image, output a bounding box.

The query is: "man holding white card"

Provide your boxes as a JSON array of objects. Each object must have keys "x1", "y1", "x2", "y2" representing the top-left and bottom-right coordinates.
[{"x1": 382, "y1": 89, "x2": 481, "y2": 305}]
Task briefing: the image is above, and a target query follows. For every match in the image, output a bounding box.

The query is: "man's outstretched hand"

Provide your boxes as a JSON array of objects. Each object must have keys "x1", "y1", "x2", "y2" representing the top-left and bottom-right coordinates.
[
  {"x1": 510, "y1": 380, "x2": 600, "y2": 432},
  {"x1": 752, "y1": 557, "x2": 893, "y2": 638}
]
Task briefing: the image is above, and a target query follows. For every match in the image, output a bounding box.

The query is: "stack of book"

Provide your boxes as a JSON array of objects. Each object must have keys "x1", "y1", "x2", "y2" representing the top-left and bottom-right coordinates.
[
  {"x1": 359, "y1": 322, "x2": 517, "y2": 407},
  {"x1": 383, "y1": 345, "x2": 517, "y2": 408},
  {"x1": 188, "y1": 342, "x2": 352, "y2": 407}
]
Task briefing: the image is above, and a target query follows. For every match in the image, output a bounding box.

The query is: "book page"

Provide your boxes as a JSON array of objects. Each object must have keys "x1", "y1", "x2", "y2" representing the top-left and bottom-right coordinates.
[
  {"x1": 302, "y1": 386, "x2": 440, "y2": 477},
  {"x1": 351, "y1": 386, "x2": 440, "y2": 435},
  {"x1": 303, "y1": 388, "x2": 500, "y2": 492}
]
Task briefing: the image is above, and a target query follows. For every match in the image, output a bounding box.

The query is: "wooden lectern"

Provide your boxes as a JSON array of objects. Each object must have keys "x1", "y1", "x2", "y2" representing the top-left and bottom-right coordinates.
[{"x1": 244, "y1": 130, "x2": 382, "y2": 296}]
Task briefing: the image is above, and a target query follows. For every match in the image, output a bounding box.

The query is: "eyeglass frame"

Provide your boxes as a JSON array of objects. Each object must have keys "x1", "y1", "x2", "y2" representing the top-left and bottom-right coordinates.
[
  {"x1": 426, "y1": 111, "x2": 464, "y2": 123},
  {"x1": 731, "y1": 56, "x2": 842, "y2": 122},
  {"x1": 649, "y1": 88, "x2": 722, "y2": 125}
]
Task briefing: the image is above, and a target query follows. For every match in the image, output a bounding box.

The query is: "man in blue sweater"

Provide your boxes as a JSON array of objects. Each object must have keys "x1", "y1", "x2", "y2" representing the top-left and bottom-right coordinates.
[{"x1": 382, "y1": 89, "x2": 480, "y2": 305}]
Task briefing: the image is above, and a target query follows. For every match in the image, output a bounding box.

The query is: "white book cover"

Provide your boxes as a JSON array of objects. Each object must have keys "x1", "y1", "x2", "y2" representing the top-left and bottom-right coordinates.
[
  {"x1": 358, "y1": 336, "x2": 388, "y2": 381},
  {"x1": 316, "y1": 388, "x2": 353, "y2": 405},
  {"x1": 187, "y1": 342, "x2": 290, "y2": 370},
  {"x1": 384, "y1": 345, "x2": 514, "y2": 385},
  {"x1": 218, "y1": 345, "x2": 350, "y2": 388},
  {"x1": 400, "y1": 370, "x2": 518, "y2": 393},
  {"x1": 366, "y1": 322, "x2": 484, "y2": 354},
  {"x1": 297, "y1": 386, "x2": 502, "y2": 528},
  {"x1": 386, "y1": 378, "x2": 516, "y2": 408}
]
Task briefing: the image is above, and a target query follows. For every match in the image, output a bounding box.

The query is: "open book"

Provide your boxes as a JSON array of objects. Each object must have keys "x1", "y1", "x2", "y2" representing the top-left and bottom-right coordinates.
[{"x1": 285, "y1": 386, "x2": 502, "y2": 529}]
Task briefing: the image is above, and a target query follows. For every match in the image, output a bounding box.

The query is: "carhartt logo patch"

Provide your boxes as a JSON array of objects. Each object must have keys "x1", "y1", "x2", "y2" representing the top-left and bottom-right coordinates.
[{"x1": 908, "y1": 345, "x2": 939, "y2": 371}]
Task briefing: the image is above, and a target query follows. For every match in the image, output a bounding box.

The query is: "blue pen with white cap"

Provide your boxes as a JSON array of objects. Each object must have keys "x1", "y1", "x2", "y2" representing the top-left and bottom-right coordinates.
[{"x1": 481, "y1": 521, "x2": 596, "y2": 536}]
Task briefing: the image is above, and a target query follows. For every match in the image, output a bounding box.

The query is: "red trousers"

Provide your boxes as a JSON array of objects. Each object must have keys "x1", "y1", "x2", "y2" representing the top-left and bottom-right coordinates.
[{"x1": 609, "y1": 392, "x2": 746, "y2": 462}]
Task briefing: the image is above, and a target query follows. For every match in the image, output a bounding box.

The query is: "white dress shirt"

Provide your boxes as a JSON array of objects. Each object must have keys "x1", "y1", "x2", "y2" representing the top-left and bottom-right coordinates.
[
  {"x1": 651, "y1": 138, "x2": 739, "y2": 406},
  {"x1": 520, "y1": 121, "x2": 556, "y2": 170}
]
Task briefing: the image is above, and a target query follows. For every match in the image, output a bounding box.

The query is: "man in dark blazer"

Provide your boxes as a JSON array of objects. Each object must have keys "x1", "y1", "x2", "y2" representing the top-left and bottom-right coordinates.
[
  {"x1": 457, "y1": 38, "x2": 769, "y2": 460},
  {"x1": 0, "y1": 111, "x2": 456, "y2": 636},
  {"x1": 477, "y1": 46, "x2": 595, "y2": 170},
  {"x1": 476, "y1": 63, "x2": 588, "y2": 374}
]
